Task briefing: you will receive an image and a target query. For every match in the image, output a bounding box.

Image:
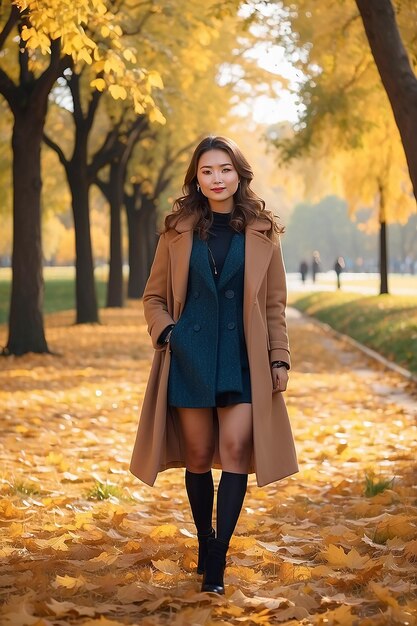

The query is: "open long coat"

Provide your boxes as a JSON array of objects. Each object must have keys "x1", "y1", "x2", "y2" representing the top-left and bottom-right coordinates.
[{"x1": 130, "y1": 214, "x2": 298, "y2": 487}]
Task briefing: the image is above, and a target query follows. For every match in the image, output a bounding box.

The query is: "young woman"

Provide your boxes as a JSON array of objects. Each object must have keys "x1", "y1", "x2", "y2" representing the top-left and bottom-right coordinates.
[{"x1": 130, "y1": 136, "x2": 298, "y2": 594}]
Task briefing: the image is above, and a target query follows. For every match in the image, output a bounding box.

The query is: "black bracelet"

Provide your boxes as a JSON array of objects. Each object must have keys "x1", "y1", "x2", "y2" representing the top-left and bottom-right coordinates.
[{"x1": 271, "y1": 360, "x2": 289, "y2": 370}]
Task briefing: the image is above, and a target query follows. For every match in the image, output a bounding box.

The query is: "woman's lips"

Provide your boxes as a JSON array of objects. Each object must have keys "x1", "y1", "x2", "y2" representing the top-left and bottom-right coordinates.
[{"x1": 211, "y1": 188, "x2": 225, "y2": 192}]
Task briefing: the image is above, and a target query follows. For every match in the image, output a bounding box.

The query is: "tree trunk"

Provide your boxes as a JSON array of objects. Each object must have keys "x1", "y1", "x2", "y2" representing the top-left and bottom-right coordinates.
[
  {"x1": 67, "y1": 164, "x2": 99, "y2": 323},
  {"x1": 126, "y1": 200, "x2": 142, "y2": 299},
  {"x1": 379, "y1": 220, "x2": 389, "y2": 295},
  {"x1": 1, "y1": 35, "x2": 66, "y2": 355},
  {"x1": 355, "y1": 0, "x2": 417, "y2": 202},
  {"x1": 126, "y1": 194, "x2": 157, "y2": 298},
  {"x1": 106, "y1": 160, "x2": 124, "y2": 307},
  {"x1": 5, "y1": 112, "x2": 49, "y2": 354},
  {"x1": 144, "y1": 198, "x2": 158, "y2": 274},
  {"x1": 378, "y1": 183, "x2": 389, "y2": 295}
]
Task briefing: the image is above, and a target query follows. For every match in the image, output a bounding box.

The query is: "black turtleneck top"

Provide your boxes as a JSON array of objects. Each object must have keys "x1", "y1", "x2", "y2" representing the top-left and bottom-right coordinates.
[{"x1": 207, "y1": 210, "x2": 235, "y2": 279}]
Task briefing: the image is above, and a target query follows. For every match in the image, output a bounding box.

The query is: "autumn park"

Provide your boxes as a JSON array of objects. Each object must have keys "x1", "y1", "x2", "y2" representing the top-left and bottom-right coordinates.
[{"x1": 1, "y1": 0, "x2": 417, "y2": 624}]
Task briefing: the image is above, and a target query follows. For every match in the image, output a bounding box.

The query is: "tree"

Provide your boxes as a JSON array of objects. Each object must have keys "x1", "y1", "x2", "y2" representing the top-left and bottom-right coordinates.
[
  {"x1": 334, "y1": 111, "x2": 414, "y2": 294},
  {"x1": 355, "y1": 0, "x2": 417, "y2": 202},
  {"x1": 94, "y1": 0, "x2": 275, "y2": 299},
  {"x1": 42, "y1": 0, "x2": 168, "y2": 322},
  {"x1": 0, "y1": 0, "x2": 162, "y2": 354},
  {"x1": 124, "y1": 137, "x2": 197, "y2": 298},
  {"x1": 266, "y1": 0, "x2": 417, "y2": 293},
  {"x1": 44, "y1": 74, "x2": 126, "y2": 321},
  {"x1": 41, "y1": 0, "x2": 228, "y2": 318},
  {"x1": 0, "y1": 15, "x2": 70, "y2": 353},
  {"x1": 93, "y1": 114, "x2": 148, "y2": 306},
  {"x1": 282, "y1": 196, "x2": 374, "y2": 273}
]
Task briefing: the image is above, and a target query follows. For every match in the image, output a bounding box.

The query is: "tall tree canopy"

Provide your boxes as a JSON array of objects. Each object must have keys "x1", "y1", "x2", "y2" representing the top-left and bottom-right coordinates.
[
  {"x1": 264, "y1": 0, "x2": 416, "y2": 292},
  {"x1": 0, "y1": 0, "x2": 163, "y2": 354}
]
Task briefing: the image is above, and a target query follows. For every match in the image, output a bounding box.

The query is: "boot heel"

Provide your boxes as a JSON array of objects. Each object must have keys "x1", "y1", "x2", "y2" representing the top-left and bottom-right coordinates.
[{"x1": 201, "y1": 538, "x2": 228, "y2": 594}]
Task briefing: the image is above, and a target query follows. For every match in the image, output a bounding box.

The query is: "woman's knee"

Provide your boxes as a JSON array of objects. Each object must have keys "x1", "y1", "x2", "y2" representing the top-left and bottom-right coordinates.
[
  {"x1": 184, "y1": 444, "x2": 214, "y2": 472},
  {"x1": 220, "y1": 437, "x2": 251, "y2": 465}
]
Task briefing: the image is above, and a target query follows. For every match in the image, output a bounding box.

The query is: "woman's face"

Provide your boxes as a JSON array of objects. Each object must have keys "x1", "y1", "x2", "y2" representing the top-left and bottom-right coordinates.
[{"x1": 196, "y1": 149, "x2": 240, "y2": 206}]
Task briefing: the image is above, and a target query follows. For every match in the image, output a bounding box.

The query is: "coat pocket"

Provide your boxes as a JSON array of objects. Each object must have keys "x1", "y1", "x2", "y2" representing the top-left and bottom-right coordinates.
[{"x1": 169, "y1": 315, "x2": 184, "y2": 350}]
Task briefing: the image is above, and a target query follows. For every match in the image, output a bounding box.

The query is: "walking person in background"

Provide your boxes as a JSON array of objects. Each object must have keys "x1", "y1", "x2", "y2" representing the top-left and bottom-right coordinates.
[
  {"x1": 299, "y1": 259, "x2": 308, "y2": 284},
  {"x1": 130, "y1": 135, "x2": 298, "y2": 595},
  {"x1": 334, "y1": 256, "x2": 345, "y2": 290},
  {"x1": 312, "y1": 250, "x2": 321, "y2": 283}
]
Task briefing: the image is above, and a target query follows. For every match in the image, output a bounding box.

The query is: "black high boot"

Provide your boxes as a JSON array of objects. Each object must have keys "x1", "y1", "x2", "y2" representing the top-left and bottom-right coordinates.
[
  {"x1": 201, "y1": 537, "x2": 228, "y2": 594},
  {"x1": 197, "y1": 528, "x2": 216, "y2": 574}
]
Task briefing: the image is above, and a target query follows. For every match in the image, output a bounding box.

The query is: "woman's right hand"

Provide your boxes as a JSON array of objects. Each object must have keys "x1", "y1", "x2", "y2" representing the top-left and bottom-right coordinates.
[{"x1": 272, "y1": 365, "x2": 289, "y2": 393}]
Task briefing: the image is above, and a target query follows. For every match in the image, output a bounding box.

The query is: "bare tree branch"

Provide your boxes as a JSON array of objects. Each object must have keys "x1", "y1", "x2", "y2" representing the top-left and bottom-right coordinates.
[
  {"x1": 94, "y1": 175, "x2": 109, "y2": 196},
  {"x1": 18, "y1": 42, "x2": 34, "y2": 87},
  {"x1": 153, "y1": 139, "x2": 196, "y2": 197},
  {"x1": 34, "y1": 39, "x2": 72, "y2": 106},
  {"x1": 0, "y1": 4, "x2": 19, "y2": 51},
  {"x1": 0, "y1": 67, "x2": 17, "y2": 112},
  {"x1": 67, "y1": 70, "x2": 84, "y2": 123},
  {"x1": 124, "y1": 9, "x2": 154, "y2": 36},
  {"x1": 88, "y1": 126, "x2": 121, "y2": 178},
  {"x1": 43, "y1": 132, "x2": 69, "y2": 169},
  {"x1": 124, "y1": 0, "x2": 153, "y2": 9},
  {"x1": 85, "y1": 87, "x2": 102, "y2": 132},
  {"x1": 89, "y1": 115, "x2": 147, "y2": 179}
]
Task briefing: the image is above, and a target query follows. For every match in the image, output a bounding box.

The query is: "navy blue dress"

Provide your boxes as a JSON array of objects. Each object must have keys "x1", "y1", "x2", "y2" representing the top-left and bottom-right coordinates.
[{"x1": 167, "y1": 212, "x2": 252, "y2": 408}]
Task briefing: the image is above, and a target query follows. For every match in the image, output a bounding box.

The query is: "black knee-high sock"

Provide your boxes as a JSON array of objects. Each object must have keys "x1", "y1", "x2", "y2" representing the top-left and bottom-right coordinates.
[
  {"x1": 185, "y1": 469, "x2": 214, "y2": 535},
  {"x1": 216, "y1": 471, "x2": 248, "y2": 544}
]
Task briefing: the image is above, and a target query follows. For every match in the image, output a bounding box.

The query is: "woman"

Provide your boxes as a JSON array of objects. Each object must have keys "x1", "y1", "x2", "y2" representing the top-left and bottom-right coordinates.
[{"x1": 130, "y1": 136, "x2": 298, "y2": 594}]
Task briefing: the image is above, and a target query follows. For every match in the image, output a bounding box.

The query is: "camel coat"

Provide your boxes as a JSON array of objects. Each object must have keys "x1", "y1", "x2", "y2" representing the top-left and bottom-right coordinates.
[{"x1": 130, "y1": 214, "x2": 298, "y2": 487}]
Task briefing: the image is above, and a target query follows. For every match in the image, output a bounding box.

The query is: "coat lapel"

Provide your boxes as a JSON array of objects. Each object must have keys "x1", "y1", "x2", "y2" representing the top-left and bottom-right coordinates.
[
  {"x1": 169, "y1": 231, "x2": 193, "y2": 308},
  {"x1": 169, "y1": 215, "x2": 273, "y2": 315},
  {"x1": 192, "y1": 236, "x2": 217, "y2": 295},
  {"x1": 244, "y1": 223, "x2": 274, "y2": 305},
  {"x1": 217, "y1": 233, "x2": 244, "y2": 291}
]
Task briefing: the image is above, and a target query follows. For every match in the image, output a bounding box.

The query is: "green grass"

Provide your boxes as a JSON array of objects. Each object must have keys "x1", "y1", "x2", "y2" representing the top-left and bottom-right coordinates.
[
  {"x1": 289, "y1": 291, "x2": 417, "y2": 375},
  {"x1": 0, "y1": 270, "x2": 108, "y2": 325},
  {"x1": 364, "y1": 472, "x2": 394, "y2": 498},
  {"x1": 8, "y1": 480, "x2": 41, "y2": 497},
  {"x1": 86, "y1": 481, "x2": 125, "y2": 501}
]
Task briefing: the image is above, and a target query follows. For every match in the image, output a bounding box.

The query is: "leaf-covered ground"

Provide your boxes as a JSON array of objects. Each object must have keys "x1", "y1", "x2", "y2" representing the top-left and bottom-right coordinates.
[{"x1": 0, "y1": 304, "x2": 416, "y2": 626}]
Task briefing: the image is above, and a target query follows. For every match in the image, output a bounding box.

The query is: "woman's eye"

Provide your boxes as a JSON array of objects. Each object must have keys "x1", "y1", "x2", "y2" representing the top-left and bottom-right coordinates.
[
  {"x1": 223, "y1": 168, "x2": 232, "y2": 172},
  {"x1": 202, "y1": 170, "x2": 211, "y2": 175}
]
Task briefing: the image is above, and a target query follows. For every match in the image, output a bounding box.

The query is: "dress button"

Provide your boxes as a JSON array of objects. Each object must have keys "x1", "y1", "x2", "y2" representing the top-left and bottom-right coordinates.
[
  {"x1": 194, "y1": 291, "x2": 199, "y2": 298},
  {"x1": 227, "y1": 322, "x2": 235, "y2": 330},
  {"x1": 193, "y1": 324, "x2": 201, "y2": 332},
  {"x1": 225, "y1": 290, "x2": 235, "y2": 299}
]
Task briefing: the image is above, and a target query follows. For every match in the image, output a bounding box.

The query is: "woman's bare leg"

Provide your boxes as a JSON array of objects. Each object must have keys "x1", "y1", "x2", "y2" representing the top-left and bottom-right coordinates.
[
  {"x1": 177, "y1": 407, "x2": 216, "y2": 570},
  {"x1": 176, "y1": 407, "x2": 215, "y2": 472},
  {"x1": 217, "y1": 403, "x2": 253, "y2": 473}
]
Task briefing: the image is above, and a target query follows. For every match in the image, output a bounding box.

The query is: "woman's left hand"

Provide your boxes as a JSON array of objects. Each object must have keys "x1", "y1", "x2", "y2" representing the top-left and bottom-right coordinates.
[{"x1": 271, "y1": 365, "x2": 289, "y2": 393}]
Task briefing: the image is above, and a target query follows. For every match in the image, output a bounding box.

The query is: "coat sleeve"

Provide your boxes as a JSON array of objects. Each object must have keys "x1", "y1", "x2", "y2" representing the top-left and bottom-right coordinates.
[
  {"x1": 266, "y1": 237, "x2": 291, "y2": 368},
  {"x1": 143, "y1": 233, "x2": 176, "y2": 351}
]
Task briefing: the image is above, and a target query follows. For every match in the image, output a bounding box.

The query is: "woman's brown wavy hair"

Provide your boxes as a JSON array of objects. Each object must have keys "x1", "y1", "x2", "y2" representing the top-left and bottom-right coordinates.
[{"x1": 164, "y1": 135, "x2": 283, "y2": 240}]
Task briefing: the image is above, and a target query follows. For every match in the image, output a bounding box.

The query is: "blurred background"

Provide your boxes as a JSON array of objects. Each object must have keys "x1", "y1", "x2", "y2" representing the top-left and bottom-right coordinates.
[{"x1": 1, "y1": 0, "x2": 416, "y2": 352}]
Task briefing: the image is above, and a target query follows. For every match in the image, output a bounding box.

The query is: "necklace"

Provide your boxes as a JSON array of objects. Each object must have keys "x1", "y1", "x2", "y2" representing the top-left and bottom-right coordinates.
[{"x1": 207, "y1": 244, "x2": 218, "y2": 275}]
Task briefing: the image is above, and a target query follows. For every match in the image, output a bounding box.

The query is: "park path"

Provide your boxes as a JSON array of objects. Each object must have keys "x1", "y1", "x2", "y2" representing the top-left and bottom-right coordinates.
[{"x1": 0, "y1": 304, "x2": 416, "y2": 625}]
